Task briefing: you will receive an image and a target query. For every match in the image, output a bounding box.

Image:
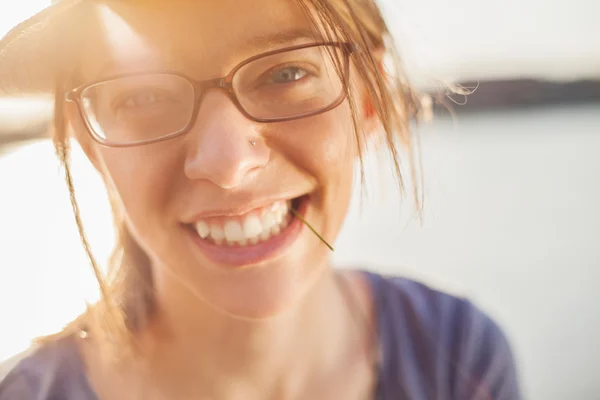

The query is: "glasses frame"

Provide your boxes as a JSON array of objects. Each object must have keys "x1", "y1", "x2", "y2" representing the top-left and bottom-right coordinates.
[{"x1": 65, "y1": 41, "x2": 359, "y2": 148}]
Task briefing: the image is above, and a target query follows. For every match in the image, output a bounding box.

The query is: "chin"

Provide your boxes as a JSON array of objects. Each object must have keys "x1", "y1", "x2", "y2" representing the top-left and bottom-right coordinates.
[{"x1": 194, "y1": 228, "x2": 331, "y2": 320}]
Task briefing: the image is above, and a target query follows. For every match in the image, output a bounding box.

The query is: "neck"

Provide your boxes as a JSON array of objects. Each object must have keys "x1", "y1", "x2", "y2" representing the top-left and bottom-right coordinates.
[{"x1": 137, "y1": 267, "x2": 371, "y2": 400}]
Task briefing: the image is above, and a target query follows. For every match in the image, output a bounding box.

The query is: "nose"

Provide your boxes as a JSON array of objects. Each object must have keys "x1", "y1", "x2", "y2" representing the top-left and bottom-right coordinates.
[{"x1": 183, "y1": 90, "x2": 269, "y2": 189}]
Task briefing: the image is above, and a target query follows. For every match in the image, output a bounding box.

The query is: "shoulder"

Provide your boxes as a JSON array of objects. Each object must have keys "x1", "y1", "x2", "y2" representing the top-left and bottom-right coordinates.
[
  {"x1": 366, "y1": 272, "x2": 522, "y2": 400},
  {"x1": 371, "y1": 274, "x2": 504, "y2": 342},
  {"x1": 0, "y1": 337, "x2": 94, "y2": 400}
]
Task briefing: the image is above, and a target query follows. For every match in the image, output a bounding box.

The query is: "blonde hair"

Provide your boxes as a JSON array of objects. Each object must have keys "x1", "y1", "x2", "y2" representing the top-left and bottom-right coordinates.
[{"x1": 48, "y1": 0, "x2": 424, "y2": 359}]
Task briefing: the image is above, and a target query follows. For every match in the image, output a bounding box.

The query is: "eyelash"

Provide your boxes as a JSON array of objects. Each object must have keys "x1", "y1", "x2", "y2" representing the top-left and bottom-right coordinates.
[
  {"x1": 254, "y1": 62, "x2": 318, "y2": 89},
  {"x1": 114, "y1": 90, "x2": 168, "y2": 110}
]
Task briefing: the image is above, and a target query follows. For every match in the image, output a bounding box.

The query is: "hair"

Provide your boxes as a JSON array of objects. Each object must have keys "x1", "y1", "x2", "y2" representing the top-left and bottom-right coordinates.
[{"x1": 46, "y1": 0, "x2": 425, "y2": 360}]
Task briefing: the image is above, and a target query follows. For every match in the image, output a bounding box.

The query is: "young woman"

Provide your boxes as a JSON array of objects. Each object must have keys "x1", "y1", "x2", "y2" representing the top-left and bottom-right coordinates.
[{"x1": 0, "y1": 0, "x2": 521, "y2": 399}]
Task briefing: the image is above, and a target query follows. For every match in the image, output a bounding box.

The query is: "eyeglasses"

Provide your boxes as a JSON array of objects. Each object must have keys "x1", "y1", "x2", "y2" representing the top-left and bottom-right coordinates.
[{"x1": 65, "y1": 42, "x2": 358, "y2": 147}]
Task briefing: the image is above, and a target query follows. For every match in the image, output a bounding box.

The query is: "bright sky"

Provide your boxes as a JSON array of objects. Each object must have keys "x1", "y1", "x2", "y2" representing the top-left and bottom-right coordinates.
[{"x1": 382, "y1": 0, "x2": 600, "y2": 83}]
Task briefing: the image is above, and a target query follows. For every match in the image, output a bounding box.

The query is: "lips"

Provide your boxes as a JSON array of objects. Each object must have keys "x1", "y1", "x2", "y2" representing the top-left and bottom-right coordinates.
[{"x1": 185, "y1": 195, "x2": 309, "y2": 267}]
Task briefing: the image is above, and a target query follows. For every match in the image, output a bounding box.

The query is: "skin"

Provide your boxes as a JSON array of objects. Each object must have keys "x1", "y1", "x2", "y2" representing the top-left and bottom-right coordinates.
[{"x1": 66, "y1": 0, "x2": 382, "y2": 398}]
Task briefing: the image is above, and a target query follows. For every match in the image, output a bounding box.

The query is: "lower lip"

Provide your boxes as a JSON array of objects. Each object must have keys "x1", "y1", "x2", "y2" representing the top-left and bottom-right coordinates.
[{"x1": 186, "y1": 196, "x2": 310, "y2": 268}]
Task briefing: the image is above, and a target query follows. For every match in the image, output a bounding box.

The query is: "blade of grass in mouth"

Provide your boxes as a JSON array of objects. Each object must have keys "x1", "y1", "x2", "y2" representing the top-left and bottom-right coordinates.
[{"x1": 290, "y1": 208, "x2": 334, "y2": 252}]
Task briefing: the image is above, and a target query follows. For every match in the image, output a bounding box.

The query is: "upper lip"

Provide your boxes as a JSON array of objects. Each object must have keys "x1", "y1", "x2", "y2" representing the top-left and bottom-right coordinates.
[{"x1": 183, "y1": 194, "x2": 306, "y2": 222}]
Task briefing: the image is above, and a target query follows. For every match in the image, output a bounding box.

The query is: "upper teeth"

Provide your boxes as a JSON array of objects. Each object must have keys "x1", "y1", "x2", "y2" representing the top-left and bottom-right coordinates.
[{"x1": 195, "y1": 200, "x2": 291, "y2": 245}]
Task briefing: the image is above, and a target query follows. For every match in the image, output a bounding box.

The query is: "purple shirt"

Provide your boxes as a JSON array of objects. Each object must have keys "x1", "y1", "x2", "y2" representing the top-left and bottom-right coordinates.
[{"x1": 0, "y1": 272, "x2": 522, "y2": 399}]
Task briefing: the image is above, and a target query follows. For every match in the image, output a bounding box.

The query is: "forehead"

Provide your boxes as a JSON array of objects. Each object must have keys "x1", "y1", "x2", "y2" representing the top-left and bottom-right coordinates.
[{"x1": 81, "y1": 0, "x2": 320, "y2": 80}]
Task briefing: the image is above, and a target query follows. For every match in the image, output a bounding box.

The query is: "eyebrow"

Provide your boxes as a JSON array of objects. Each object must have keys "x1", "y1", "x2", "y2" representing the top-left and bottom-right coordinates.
[
  {"x1": 93, "y1": 28, "x2": 321, "y2": 80},
  {"x1": 242, "y1": 28, "x2": 320, "y2": 50}
]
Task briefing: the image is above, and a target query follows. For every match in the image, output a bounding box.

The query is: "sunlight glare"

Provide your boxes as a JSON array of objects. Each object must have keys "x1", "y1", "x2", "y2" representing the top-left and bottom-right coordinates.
[
  {"x1": 0, "y1": 1, "x2": 51, "y2": 38},
  {"x1": 0, "y1": 140, "x2": 113, "y2": 362}
]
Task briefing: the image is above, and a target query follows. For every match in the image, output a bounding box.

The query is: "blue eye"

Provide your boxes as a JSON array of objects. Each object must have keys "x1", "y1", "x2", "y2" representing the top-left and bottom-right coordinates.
[{"x1": 269, "y1": 67, "x2": 309, "y2": 84}]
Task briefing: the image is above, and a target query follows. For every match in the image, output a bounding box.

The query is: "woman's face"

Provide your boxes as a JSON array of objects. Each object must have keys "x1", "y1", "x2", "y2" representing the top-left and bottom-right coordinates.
[{"x1": 70, "y1": 0, "x2": 370, "y2": 318}]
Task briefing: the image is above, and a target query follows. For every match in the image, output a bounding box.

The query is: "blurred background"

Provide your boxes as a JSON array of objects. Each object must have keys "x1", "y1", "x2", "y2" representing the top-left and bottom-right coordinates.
[{"x1": 0, "y1": 1, "x2": 599, "y2": 399}]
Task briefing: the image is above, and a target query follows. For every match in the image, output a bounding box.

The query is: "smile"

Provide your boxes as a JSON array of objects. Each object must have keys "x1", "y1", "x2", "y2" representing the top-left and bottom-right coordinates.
[
  {"x1": 194, "y1": 199, "x2": 293, "y2": 246},
  {"x1": 185, "y1": 195, "x2": 309, "y2": 267}
]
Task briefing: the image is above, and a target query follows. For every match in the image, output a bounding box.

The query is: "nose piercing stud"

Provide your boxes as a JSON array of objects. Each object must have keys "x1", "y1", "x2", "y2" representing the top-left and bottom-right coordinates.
[{"x1": 249, "y1": 140, "x2": 257, "y2": 146}]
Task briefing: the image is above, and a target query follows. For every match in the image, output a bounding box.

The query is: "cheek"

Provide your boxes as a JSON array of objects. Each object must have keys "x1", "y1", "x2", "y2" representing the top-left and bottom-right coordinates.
[
  {"x1": 269, "y1": 104, "x2": 357, "y2": 241},
  {"x1": 319, "y1": 108, "x2": 357, "y2": 197},
  {"x1": 96, "y1": 145, "x2": 182, "y2": 229},
  {"x1": 273, "y1": 103, "x2": 357, "y2": 184}
]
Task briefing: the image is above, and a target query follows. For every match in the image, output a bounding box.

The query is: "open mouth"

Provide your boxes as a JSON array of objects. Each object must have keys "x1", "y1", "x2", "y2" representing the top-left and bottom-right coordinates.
[{"x1": 186, "y1": 195, "x2": 308, "y2": 248}]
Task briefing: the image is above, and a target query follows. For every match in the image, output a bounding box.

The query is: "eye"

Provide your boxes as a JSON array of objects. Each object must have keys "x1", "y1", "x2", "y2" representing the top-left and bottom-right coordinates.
[
  {"x1": 268, "y1": 66, "x2": 309, "y2": 84},
  {"x1": 120, "y1": 90, "x2": 167, "y2": 109}
]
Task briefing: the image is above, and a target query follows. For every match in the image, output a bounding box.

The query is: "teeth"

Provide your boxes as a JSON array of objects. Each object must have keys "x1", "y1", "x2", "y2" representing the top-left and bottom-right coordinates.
[
  {"x1": 259, "y1": 230, "x2": 271, "y2": 241},
  {"x1": 224, "y1": 220, "x2": 244, "y2": 242},
  {"x1": 272, "y1": 224, "x2": 281, "y2": 235},
  {"x1": 243, "y1": 215, "x2": 262, "y2": 238},
  {"x1": 210, "y1": 224, "x2": 225, "y2": 243},
  {"x1": 195, "y1": 221, "x2": 210, "y2": 239},
  {"x1": 194, "y1": 199, "x2": 295, "y2": 246},
  {"x1": 281, "y1": 201, "x2": 290, "y2": 219},
  {"x1": 261, "y1": 212, "x2": 276, "y2": 231}
]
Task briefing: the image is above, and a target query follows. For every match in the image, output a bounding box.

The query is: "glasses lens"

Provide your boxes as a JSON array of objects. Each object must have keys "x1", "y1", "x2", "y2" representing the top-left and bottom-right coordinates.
[
  {"x1": 233, "y1": 45, "x2": 346, "y2": 120},
  {"x1": 80, "y1": 73, "x2": 195, "y2": 144}
]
